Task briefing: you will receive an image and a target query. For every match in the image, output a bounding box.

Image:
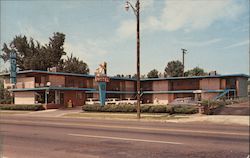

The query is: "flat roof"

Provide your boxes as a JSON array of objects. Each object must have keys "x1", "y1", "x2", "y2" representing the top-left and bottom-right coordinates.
[
  {"x1": 8, "y1": 86, "x2": 96, "y2": 92},
  {"x1": 0, "y1": 70, "x2": 136, "y2": 81},
  {"x1": 0, "y1": 70, "x2": 248, "y2": 81},
  {"x1": 141, "y1": 74, "x2": 249, "y2": 81}
]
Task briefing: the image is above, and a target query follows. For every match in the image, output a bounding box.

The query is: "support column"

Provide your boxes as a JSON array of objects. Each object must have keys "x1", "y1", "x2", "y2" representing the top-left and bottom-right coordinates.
[{"x1": 98, "y1": 82, "x2": 106, "y2": 106}]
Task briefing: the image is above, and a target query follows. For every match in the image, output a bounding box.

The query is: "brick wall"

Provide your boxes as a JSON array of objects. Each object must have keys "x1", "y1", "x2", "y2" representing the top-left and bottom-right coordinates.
[
  {"x1": 63, "y1": 91, "x2": 85, "y2": 106},
  {"x1": 152, "y1": 81, "x2": 168, "y2": 91},
  {"x1": 65, "y1": 76, "x2": 87, "y2": 88},
  {"x1": 49, "y1": 75, "x2": 65, "y2": 87},
  {"x1": 201, "y1": 92, "x2": 219, "y2": 100},
  {"x1": 220, "y1": 79, "x2": 226, "y2": 89},
  {"x1": 170, "y1": 79, "x2": 200, "y2": 90},
  {"x1": 16, "y1": 77, "x2": 35, "y2": 88},
  {"x1": 200, "y1": 78, "x2": 220, "y2": 90},
  {"x1": 124, "y1": 81, "x2": 136, "y2": 91},
  {"x1": 44, "y1": 103, "x2": 62, "y2": 109}
]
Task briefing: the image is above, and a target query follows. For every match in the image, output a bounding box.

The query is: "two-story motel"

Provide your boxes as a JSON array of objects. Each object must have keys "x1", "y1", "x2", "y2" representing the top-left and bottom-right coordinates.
[{"x1": 1, "y1": 70, "x2": 248, "y2": 109}]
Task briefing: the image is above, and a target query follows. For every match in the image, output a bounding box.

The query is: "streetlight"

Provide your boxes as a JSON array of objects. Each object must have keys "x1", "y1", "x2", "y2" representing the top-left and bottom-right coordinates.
[{"x1": 125, "y1": 0, "x2": 141, "y2": 119}]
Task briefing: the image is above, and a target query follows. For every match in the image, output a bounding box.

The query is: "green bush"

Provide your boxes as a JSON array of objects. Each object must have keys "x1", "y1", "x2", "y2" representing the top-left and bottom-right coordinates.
[
  {"x1": 0, "y1": 104, "x2": 45, "y2": 111},
  {"x1": 83, "y1": 104, "x2": 198, "y2": 114},
  {"x1": 140, "y1": 104, "x2": 151, "y2": 113},
  {"x1": 171, "y1": 105, "x2": 198, "y2": 114},
  {"x1": 148, "y1": 105, "x2": 167, "y2": 113},
  {"x1": 0, "y1": 98, "x2": 12, "y2": 104},
  {"x1": 201, "y1": 100, "x2": 230, "y2": 115},
  {"x1": 83, "y1": 104, "x2": 137, "y2": 113}
]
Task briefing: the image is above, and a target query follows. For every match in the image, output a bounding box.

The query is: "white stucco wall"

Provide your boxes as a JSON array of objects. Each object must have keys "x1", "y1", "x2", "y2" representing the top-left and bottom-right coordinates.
[{"x1": 15, "y1": 92, "x2": 35, "y2": 104}]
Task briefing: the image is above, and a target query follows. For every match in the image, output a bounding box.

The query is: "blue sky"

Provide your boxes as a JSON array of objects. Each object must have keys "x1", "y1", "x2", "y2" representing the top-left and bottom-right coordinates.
[{"x1": 0, "y1": 0, "x2": 249, "y2": 76}]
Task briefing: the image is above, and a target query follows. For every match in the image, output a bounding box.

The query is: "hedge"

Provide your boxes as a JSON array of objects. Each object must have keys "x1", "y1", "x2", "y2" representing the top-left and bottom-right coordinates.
[
  {"x1": 171, "y1": 105, "x2": 198, "y2": 114},
  {"x1": 82, "y1": 104, "x2": 198, "y2": 114},
  {"x1": 0, "y1": 98, "x2": 12, "y2": 104},
  {"x1": 0, "y1": 104, "x2": 45, "y2": 111},
  {"x1": 200, "y1": 100, "x2": 231, "y2": 115}
]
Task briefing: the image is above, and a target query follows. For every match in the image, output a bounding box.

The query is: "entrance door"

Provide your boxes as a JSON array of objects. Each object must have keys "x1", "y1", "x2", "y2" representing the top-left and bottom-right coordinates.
[{"x1": 60, "y1": 92, "x2": 64, "y2": 105}]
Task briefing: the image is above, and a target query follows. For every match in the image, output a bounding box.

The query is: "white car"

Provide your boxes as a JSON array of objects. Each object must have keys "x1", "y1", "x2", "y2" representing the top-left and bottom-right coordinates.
[
  {"x1": 119, "y1": 98, "x2": 137, "y2": 105},
  {"x1": 105, "y1": 98, "x2": 120, "y2": 105},
  {"x1": 85, "y1": 98, "x2": 100, "y2": 105}
]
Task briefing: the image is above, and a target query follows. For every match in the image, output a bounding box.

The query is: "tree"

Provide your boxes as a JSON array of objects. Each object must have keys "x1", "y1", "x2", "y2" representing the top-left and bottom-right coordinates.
[
  {"x1": 0, "y1": 78, "x2": 12, "y2": 104},
  {"x1": 164, "y1": 60, "x2": 184, "y2": 77},
  {"x1": 132, "y1": 74, "x2": 137, "y2": 79},
  {"x1": 131, "y1": 74, "x2": 146, "y2": 79},
  {"x1": 1, "y1": 32, "x2": 66, "y2": 71},
  {"x1": 184, "y1": 67, "x2": 208, "y2": 77},
  {"x1": 147, "y1": 69, "x2": 159, "y2": 78},
  {"x1": 116, "y1": 74, "x2": 126, "y2": 78},
  {"x1": 59, "y1": 54, "x2": 89, "y2": 74}
]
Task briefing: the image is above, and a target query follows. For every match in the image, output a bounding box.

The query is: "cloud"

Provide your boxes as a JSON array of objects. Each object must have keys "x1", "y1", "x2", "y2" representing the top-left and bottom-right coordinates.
[
  {"x1": 64, "y1": 38, "x2": 112, "y2": 74},
  {"x1": 116, "y1": 0, "x2": 154, "y2": 39},
  {"x1": 17, "y1": 22, "x2": 49, "y2": 44},
  {"x1": 159, "y1": 0, "x2": 244, "y2": 31},
  {"x1": 64, "y1": 39, "x2": 109, "y2": 59},
  {"x1": 178, "y1": 38, "x2": 222, "y2": 47},
  {"x1": 117, "y1": 0, "x2": 245, "y2": 38},
  {"x1": 116, "y1": 19, "x2": 136, "y2": 39},
  {"x1": 224, "y1": 40, "x2": 249, "y2": 49},
  {"x1": 140, "y1": 0, "x2": 154, "y2": 10}
]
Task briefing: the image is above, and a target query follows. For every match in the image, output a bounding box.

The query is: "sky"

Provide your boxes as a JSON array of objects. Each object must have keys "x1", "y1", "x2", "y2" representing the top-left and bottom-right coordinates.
[{"x1": 0, "y1": 0, "x2": 249, "y2": 76}]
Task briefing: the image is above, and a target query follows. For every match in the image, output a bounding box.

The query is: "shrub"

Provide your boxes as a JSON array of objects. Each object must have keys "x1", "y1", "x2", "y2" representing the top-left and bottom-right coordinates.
[
  {"x1": 148, "y1": 105, "x2": 167, "y2": 113},
  {"x1": 201, "y1": 100, "x2": 230, "y2": 115},
  {"x1": 82, "y1": 104, "x2": 101, "y2": 111},
  {"x1": 83, "y1": 104, "x2": 136, "y2": 113},
  {"x1": 0, "y1": 104, "x2": 45, "y2": 111},
  {"x1": 83, "y1": 104, "x2": 198, "y2": 114},
  {"x1": 201, "y1": 100, "x2": 227, "y2": 107},
  {"x1": 172, "y1": 105, "x2": 198, "y2": 114},
  {"x1": 0, "y1": 98, "x2": 12, "y2": 104},
  {"x1": 140, "y1": 104, "x2": 151, "y2": 113}
]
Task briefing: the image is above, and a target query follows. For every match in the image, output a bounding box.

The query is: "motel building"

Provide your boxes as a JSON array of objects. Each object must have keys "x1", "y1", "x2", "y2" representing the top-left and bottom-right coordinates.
[{"x1": 0, "y1": 70, "x2": 248, "y2": 109}]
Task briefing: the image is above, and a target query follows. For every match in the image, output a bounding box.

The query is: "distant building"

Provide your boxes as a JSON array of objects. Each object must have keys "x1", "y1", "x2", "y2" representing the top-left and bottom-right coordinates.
[{"x1": 0, "y1": 70, "x2": 248, "y2": 109}]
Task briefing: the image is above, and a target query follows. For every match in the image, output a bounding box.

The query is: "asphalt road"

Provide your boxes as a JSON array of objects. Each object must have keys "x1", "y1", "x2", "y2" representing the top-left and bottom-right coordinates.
[{"x1": 0, "y1": 115, "x2": 249, "y2": 158}]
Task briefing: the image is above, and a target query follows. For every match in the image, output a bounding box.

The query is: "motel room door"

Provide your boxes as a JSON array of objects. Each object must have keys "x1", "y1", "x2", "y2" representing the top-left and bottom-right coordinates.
[{"x1": 60, "y1": 92, "x2": 64, "y2": 105}]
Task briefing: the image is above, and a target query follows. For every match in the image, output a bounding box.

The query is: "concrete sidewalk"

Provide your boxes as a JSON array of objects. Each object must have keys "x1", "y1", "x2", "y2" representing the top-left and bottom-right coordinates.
[
  {"x1": 167, "y1": 115, "x2": 249, "y2": 126},
  {"x1": 2, "y1": 108, "x2": 249, "y2": 126},
  {"x1": 15, "y1": 107, "x2": 82, "y2": 117}
]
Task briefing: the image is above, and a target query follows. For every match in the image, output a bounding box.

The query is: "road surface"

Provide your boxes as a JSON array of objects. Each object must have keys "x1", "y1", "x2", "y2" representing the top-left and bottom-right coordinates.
[{"x1": 0, "y1": 115, "x2": 249, "y2": 158}]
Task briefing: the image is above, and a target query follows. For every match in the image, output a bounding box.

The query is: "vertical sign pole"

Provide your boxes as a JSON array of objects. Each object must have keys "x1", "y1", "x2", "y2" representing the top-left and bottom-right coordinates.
[
  {"x1": 10, "y1": 49, "x2": 17, "y2": 104},
  {"x1": 10, "y1": 50, "x2": 17, "y2": 84},
  {"x1": 98, "y1": 82, "x2": 106, "y2": 106}
]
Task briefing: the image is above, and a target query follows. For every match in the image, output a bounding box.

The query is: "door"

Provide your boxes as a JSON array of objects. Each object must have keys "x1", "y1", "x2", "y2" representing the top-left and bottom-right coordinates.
[{"x1": 60, "y1": 92, "x2": 64, "y2": 105}]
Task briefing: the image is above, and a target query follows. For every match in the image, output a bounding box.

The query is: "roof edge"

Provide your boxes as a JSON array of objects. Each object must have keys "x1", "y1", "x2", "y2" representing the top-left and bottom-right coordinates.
[{"x1": 0, "y1": 70, "x2": 248, "y2": 81}]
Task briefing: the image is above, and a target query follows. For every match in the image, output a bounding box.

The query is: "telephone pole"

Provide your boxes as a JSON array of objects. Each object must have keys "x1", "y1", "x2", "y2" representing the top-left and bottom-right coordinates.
[
  {"x1": 125, "y1": 0, "x2": 141, "y2": 119},
  {"x1": 181, "y1": 48, "x2": 187, "y2": 76}
]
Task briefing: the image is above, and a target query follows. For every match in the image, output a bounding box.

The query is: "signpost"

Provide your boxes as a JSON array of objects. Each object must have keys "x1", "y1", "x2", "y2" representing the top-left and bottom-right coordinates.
[
  {"x1": 10, "y1": 49, "x2": 17, "y2": 84},
  {"x1": 9, "y1": 46, "x2": 17, "y2": 104},
  {"x1": 95, "y1": 62, "x2": 109, "y2": 106}
]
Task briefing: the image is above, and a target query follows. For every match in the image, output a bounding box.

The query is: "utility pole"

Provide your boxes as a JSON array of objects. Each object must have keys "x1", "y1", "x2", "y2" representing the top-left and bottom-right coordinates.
[
  {"x1": 181, "y1": 48, "x2": 187, "y2": 76},
  {"x1": 125, "y1": 0, "x2": 141, "y2": 119}
]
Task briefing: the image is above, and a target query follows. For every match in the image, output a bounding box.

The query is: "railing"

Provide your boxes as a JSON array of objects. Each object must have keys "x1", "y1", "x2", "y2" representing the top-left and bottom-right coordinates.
[{"x1": 213, "y1": 89, "x2": 235, "y2": 100}]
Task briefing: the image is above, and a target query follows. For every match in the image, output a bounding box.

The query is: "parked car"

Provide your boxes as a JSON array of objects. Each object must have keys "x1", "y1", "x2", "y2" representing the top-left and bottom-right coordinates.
[
  {"x1": 119, "y1": 98, "x2": 137, "y2": 105},
  {"x1": 85, "y1": 98, "x2": 100, "y2": 105},
  {"x1": 105, "y1": 98, "x2": 120, "y2": 105},
  {"x1": 169, "y1": 97, "x2": 199, "y2": 106}
]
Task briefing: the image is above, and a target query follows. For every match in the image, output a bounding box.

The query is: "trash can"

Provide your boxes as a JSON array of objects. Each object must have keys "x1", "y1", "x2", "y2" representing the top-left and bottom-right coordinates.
[{"x1": 67, "y1": 100, "x2": 73, "y2": 108}]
